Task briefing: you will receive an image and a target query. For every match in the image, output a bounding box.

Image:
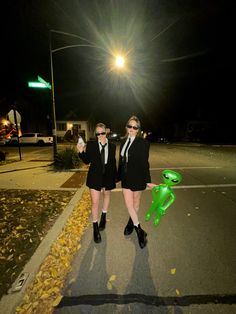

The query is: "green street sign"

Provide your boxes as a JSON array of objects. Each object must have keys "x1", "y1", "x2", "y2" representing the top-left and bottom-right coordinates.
[
  {"x1": 28, "y1": 76, "x2": 51, "y2": 89},
  {"x1": 37, "y1": 75, "x2": 51, "y2": 89},
  {"x1": 28, "y1": 82, "x2": 48, "y2": 88},
  {"x1": 37, "y1": 75, "x2": 48, "y2": 85}
]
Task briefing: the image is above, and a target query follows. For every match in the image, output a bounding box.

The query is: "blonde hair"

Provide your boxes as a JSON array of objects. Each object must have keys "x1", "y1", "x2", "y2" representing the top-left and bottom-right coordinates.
[
  {"x1": 94, "y1": 122, "x2": 106, "y2": 136},
  {"x1": 125, "y1": 115, "x2": 141, "y2": 137}
]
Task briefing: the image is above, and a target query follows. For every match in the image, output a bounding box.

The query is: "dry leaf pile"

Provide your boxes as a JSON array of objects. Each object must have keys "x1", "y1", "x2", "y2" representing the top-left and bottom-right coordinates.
[
  {"x1": 0, "y1": 189, "x2": 76, "y2": 298},
  {"x1": 15, "y1": 190, "x2": 91, "y2": 314}
]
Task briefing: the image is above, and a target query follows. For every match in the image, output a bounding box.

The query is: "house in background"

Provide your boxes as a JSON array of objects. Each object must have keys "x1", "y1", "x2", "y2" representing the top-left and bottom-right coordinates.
[{"x1": 56, "y1": 120, "x2": 94, "y2": 142}]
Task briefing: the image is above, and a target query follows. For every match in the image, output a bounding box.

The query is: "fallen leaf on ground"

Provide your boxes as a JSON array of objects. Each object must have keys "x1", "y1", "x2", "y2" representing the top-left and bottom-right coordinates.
[
  {"x1": 107, "y1": 282, "x2": 113, "y2": 290},
  {"x1": 109, "y1": 275, "x2": 116, "y2": 282},
  {"x1": 15, "y1": 190, "x2": 91, "y2": 314}
]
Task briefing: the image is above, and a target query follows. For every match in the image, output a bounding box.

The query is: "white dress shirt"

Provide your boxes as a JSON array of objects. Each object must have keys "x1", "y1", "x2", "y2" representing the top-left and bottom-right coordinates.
[{"x1": 121, "y1": 136, "x2": 135, "y2": 161}]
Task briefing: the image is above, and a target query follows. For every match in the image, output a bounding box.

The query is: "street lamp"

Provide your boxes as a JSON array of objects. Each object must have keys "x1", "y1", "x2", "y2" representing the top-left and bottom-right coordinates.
[
  {"x1": 115, "y1": 55, "x2": 125, "y2": 68},
  {"x1": 49, "y1": 29, "x2": 108, "y2": 160},
  {"x1": 49, "y1": 31, "x2": 57, "y2": 160},
  {"x1": 49, "y1": 30, "x2": 127, "y2": 160}
]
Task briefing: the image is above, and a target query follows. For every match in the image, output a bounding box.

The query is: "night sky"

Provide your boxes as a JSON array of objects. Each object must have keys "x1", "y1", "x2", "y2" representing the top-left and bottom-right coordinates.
[{"x1": 1, "y1": 0, "x2": 234, "y2": 139}]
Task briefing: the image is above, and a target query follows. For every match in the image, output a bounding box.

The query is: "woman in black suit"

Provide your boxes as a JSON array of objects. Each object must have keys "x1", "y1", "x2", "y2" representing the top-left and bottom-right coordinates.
[
  {"x1": 118, "y1": 116, "x2": 155, "y2": 249},
  {"x1": 77, "y1": 123, "x2": 117, "y2": 243}
]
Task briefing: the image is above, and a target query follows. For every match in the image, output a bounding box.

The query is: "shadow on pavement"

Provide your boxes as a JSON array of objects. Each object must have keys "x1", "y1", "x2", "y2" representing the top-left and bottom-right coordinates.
[{"x1": 55, "y1": 231, "x2": 184, "y2": 313}]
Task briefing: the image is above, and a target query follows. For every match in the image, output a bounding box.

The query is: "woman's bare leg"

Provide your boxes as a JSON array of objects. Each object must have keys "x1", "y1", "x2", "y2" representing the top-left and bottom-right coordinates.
[
  {"x1": 101, "y1": 189, "x2": 111, "y2": 212},
  {"x1": 122, "y1": 188, "x2": 139, "y2": 225},
  {"x1": 90, "y1": 189, "x2": 101, "y2": 222},
  {"x1": 133, "y1": 191, "x2": 142, "y2": 213}
]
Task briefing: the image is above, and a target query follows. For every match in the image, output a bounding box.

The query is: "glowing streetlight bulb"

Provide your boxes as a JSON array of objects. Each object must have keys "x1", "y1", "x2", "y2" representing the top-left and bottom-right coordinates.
[{"x1": 115, "y1": 55, "x2": 125, "y2": 68}]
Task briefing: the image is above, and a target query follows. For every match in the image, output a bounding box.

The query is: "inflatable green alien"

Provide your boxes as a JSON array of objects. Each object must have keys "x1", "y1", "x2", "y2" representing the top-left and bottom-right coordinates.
[{"x1": 145, "y1": 169, "x2": 182, "y2": 226}]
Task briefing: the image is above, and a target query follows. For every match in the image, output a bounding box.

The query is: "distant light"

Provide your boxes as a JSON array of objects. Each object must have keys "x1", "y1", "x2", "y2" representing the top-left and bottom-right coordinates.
[
  {"x1": 115, "y1": 56, "x2": 125, "y2": 68},
  {"x1": 2, "y1": 119, "x2": 9, "y2": 126}
]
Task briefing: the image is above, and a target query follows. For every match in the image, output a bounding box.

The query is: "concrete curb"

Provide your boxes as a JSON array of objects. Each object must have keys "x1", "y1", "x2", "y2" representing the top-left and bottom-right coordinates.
[
  {"x1": 0, "y1": 163, "x2": 88, "y2": 174},
  {"x1": 0, "y1": 184, "x2": 87, "y2": 314}
]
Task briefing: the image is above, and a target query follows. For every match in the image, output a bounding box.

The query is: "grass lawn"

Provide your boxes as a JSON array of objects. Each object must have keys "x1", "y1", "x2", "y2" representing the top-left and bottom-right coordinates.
[{"x1": 0, "y1": 189, "x2": 76, "y2": 299}]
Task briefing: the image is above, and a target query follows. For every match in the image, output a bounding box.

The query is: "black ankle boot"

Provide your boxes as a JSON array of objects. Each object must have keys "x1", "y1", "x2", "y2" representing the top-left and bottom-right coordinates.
[
  {"x1": 124, "y1": 217, "x2": 134, "y2": 235},
  {"x1": 98, "y1": 212, "x2": 106, "y2": 231},
  {"x1": 134, "y1": 224, "x2": 147, "y2": 249},
  {"x1": 93, "y1": 222, "x2": 101, "y2": 243}
]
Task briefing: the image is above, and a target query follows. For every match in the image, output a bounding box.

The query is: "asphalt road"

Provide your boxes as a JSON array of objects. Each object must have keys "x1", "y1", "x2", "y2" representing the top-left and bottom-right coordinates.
[
  {"x1": 51, "y1": 143, "x2": 236, "y2": 313},
  {"x1": 1, "y1": 145, "x2": 54, "y2": 162}
]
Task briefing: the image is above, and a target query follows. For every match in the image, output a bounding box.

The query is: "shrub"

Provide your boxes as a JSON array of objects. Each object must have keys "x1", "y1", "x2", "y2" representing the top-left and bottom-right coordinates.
[{"x1": 54, "y1": 147, "x2": 80, "y2": 170}]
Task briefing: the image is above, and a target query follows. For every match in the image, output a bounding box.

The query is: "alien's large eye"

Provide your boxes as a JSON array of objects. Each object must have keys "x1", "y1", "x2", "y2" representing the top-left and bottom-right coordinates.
[
  {"x1": 163, "y1": 174, "x2": 169, "y2": 179},
  {"x1": 172, "y1": 179, "x2": 179, "y2": 183}
]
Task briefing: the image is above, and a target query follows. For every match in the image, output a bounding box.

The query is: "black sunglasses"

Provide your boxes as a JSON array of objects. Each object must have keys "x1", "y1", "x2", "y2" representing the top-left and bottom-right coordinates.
[
  {"x1": 96, "y1": 132, "x2": 106, "y2": 136},
  {"x1": 126, "y1": 124, "x2": 139, "y2": 130}
]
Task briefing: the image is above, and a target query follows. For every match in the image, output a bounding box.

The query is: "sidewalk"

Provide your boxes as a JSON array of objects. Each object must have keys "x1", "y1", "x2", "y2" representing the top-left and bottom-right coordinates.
[
  {"x1": 0, "y1": 159, "x2": 79, "y2": 190},
  {"x1": 0, "y1": 159, "x2": 87, "y2": 314}
]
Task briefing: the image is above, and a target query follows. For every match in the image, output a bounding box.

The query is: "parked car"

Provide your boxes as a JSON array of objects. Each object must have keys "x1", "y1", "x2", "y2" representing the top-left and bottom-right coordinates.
[
  {"x1": 10, "y1": 133, "x2": 53, "y2": 146},
  {"x1": 146, "y1": 132, "x2": 168, "y2": 144},
  {"x1": 107, "y1": 132, "x2": 120, "y2": 142},
  {"x1": 145, "y1": 133, "x2": 158, "y2": 142},
  {"x1": 157, "y1": 137, "x2": 168, "y2": 143}
]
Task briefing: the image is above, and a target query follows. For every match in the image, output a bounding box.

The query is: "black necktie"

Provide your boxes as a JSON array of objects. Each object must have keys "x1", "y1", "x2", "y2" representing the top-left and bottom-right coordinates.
[
  {"x1": 100, "y1": 143, "x2": 107, "y2": 174},
  {"x1": 123, "y1": 138, "x2": 131, "y2": 163}
]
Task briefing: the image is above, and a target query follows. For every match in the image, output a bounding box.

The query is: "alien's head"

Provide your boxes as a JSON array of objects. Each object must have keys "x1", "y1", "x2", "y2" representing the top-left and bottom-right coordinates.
[{"x1": 162, "y1": 169, "x2": 182, "y2": 186}]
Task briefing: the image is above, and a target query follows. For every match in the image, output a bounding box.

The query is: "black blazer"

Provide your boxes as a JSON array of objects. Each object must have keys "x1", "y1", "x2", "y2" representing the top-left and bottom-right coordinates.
[
  {"x1": 79, "y1": 140, "x2": 117, "y2": 191},
  {"x1": 118, "y1": 137, "x2": 151, "y2": 191}
]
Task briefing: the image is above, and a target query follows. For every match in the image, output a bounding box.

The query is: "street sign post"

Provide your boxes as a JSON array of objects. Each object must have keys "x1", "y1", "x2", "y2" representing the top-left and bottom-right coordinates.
[{"x1": 8, "y1": 108, "x2": 22, "y2": 160}]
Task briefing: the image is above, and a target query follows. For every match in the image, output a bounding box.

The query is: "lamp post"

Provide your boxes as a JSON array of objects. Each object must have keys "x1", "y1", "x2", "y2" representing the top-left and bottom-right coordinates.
[
  {"x1": 49, "y1": 31, "x2": 57, "y2": 159},
  {"x1": 49, "y1": 30, "x2": 106, "y2": 160},
  {"x1": 49, "y1": 29, "x2": 126, "y2": 160}
]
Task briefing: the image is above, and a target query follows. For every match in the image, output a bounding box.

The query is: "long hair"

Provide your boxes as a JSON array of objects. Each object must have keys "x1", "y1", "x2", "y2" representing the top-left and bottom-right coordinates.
[{"x1": 124, "y1": 115, "x2": 141, "y2": 138}]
